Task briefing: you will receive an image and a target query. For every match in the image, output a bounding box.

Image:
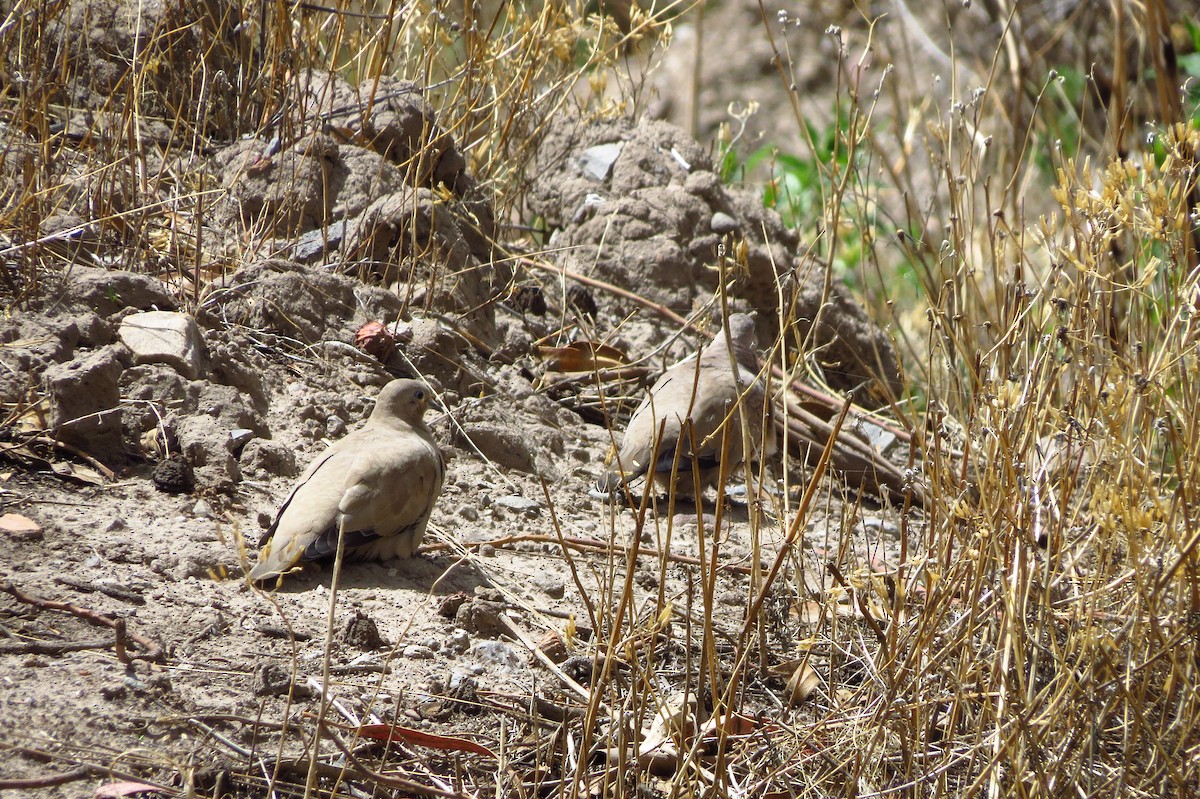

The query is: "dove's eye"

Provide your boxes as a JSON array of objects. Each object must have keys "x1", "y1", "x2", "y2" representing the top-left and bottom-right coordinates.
[{"x1": 414, "y1": 390, "x2": 425, "y2": 401}]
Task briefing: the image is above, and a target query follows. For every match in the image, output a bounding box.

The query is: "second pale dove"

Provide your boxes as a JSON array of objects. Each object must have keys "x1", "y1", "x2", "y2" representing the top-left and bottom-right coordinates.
[
  {"x1": 597, "y1": 313, "x2": 776, "y2": 498},
  {"x1": 249, "y1": 378, "x2": 445, "y2": 583}
]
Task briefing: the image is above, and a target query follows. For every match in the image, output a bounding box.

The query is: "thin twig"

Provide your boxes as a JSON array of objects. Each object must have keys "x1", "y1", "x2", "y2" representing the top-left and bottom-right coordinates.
[
  {"x1": 0, "y1": 767, "x2": 92, "y2": 789},
  {"x1": 431, "y1": 533, "x2": 767, "y2": 575},
  {"x1": 0, "y1": 581, "x2": 164, "y2": 661}
]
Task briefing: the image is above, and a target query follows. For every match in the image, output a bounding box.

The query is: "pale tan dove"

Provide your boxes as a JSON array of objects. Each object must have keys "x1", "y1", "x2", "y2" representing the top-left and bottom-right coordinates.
[
  {"x1": 249, "y1": 378, "x2": 445, "y2": 582},
  {"x1": 597, "y1": 313, "x2": 776, "y2": 498}
]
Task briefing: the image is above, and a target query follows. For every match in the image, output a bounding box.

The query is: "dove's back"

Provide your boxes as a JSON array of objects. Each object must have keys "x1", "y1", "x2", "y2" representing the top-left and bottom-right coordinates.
[
  {"x1": 250, "y1": 379, "x2": 444, "y2": 583},
  {"x1": 598, "y1": 314, "x2": 775, "y2": 497}
]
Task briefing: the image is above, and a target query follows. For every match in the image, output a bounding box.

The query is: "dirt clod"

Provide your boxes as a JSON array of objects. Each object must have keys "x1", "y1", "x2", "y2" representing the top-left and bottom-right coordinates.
[
  {"x1": 44, "y1": 344, "x2": 126, "y2": 464},
  {"x1": 455, "y1": 598, "x2": 508, "y2": 639},
  {"x1": 152, "y1": 454, "x2": 195, "y2": 494},
  {"x1": 341, "y1": 611, "x2": 387, "y2": 650}
]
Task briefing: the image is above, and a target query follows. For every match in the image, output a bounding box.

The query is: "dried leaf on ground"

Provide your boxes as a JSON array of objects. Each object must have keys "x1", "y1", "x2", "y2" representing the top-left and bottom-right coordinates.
[
  {"x1": 538, "y1": 341, "x2": 630, "y2": 372},
  {"x1": 354, "y1": 722, "x2": 497, "y2": 758}
]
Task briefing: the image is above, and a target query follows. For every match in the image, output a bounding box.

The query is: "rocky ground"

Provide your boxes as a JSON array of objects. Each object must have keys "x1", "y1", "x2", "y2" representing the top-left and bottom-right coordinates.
[
  {"x1": 0, "y1": 250, "x2": 910, "y2": 796},
  {"x1": 0, "y1": 3, "x2": 921, "y2": 796}
]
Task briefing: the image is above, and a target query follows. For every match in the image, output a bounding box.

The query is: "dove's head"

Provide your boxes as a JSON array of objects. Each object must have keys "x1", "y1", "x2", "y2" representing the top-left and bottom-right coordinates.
[
  {"x1": 726, "y1": 313, "x2": 757, "y2": 347},
  {"x1": 371, "y1": 379, "x2": 438, "y2": 426},
  {"x1": 715, "y1": 313, "x2": 760, "y2": 373}
]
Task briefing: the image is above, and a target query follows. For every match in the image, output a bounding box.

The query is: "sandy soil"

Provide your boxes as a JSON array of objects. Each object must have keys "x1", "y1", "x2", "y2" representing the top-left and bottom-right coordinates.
[{"x1": 0, "y1": 3, "x2": 918, "y2": 796}]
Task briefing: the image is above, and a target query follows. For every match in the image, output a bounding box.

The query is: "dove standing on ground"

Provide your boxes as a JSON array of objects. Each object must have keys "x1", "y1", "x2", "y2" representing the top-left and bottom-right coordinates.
[
  {"x1": 249, "y1": 379, "x2": 445, "y2": 583},
  {"x1": 597, "y1": 313, "x2": 777, "y2": 499}
]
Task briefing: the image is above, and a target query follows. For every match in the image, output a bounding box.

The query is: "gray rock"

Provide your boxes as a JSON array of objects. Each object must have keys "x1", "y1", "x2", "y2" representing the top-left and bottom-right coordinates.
[
  {"x1": 238, "y1": 439, "x2": 298, "y2": 479},
  {"x1": 54, "y1": 266, "x2": 176, "y2": 316},
  {"x1": 172, "y1": 384, "x2": 264, "y2": 488},
  {"x1": 456, "y1": 423, "x2": 536, "y2": 473},
  {"x1": 469, "y1": 640, "x2": 522, "y2": 668},
  {"x1": 446, "y1": 628, "x2": 470, "y2": 654},
  {"x1": 579, "y1": 142, "x2": 623, "y2": 181},
  {"x1": 455, "y1": 598, "x2": 508, "y2": 639},
  {"x1": 403, "y1": 644, "x2": 436, "y2": 660},
  {"x1": 44, "y1": 344, "x2": 126, "y2": 463},
  {"x1": 205, "y1": 332, "x2": 270, "y2": 411},
  {"x1": 229, "y1": 428, "x2": 255, "y2": 451},
  {"x1": 495, "y1": 495, "x2": 540, "y2": 515},
  {"x1": 536, "y1": 575, "x2": 566, "y2": 599},
  {"x1": 118, "y1": 311, "x2": 206, "y2": 379},
  {"x1": 220, "y1": 259, "x2": 404, "y2": 344},
  {"x1": 710, "y1": 211, "x2": 739, "y2": 234}
]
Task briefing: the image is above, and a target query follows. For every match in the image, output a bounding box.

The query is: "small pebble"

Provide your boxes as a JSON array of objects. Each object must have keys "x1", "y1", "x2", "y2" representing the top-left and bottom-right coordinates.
[
  {"x1": 470, "y1": 640, "x2": 522, "y2": 668},
  {"x1": 229, "y1": 428, "x2": 254, "y2": 449},
  {"x1": 451, "y1": 657, "x2": 484, "y2": 676},
  {"x1": 634, "y1": 571, "x2": 658, "y2": 590},
  {"x1": 711, "y1": 211, "x2": 740, "y2": 234},
  {"x1": 192, "y1": 499, "x2": 213, "y2": 518},
  {"x1": 446, "y1": 628, "x2": 470, "y2": 654},
  {"x1": 326, "y1": 416, "x2": 346, "y2": 437},
  {"x1": 536, "y1": 576, "x2": 566, "y2": 599},
  {"x1": 403, "y1": 645, "x2": 436, "y2": 660},
  {"x1": 496, "y1": 495, "x2": 540, "y2": 515},
  {"x1": 0, "y1": 513, "x2": 43, "y2": 542}
]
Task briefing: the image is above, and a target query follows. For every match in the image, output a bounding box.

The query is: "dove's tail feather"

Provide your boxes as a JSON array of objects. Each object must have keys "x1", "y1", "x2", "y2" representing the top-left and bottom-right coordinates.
[
  {"x1": 596, "y1": 470, "x2": 624, "y2": 493},
  {"x1": 302, "y1": 524, "x2": 423, "y2": 561},
  {"x1": 247, "y1": 545, "x2": 291, "y2": 582},
  {"x1": 597, "y1": 458, "x2": 650, "y2": 493}
]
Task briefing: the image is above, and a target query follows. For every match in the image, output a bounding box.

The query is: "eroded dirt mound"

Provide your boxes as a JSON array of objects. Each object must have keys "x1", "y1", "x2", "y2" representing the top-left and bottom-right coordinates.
[
  {"x1": 529, "y1": 115, "x2": 901, "y2": 402},
  {"x1": 3, "y1": 0, "x2": 246, "y2": 138},
  {"x1": 210, "y1": 73, "x2": 503, "y2": 339}
]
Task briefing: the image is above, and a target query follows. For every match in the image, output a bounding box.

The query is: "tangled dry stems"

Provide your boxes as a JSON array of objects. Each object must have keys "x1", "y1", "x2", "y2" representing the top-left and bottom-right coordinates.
[{"x1": 3, "y1": 0, "x2": 1199, "y2": 797}]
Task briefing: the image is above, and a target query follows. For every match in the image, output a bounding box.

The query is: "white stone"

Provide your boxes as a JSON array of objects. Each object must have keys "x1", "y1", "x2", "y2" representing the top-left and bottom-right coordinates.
[
  {"x1": 495, "y1": 495, "x2": 540, "y2": 514},
  {"x1": 579, "y1": 142, "x2": 623, "y2": 181},
  {"x1": 118, "y1": 311, "x2": 205, "y2": 379}
]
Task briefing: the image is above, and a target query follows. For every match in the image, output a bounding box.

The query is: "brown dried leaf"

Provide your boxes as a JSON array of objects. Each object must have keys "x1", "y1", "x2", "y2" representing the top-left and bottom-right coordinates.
[
  {"x1": 50, "y1": 461, "x2": 106, "y2": 486},
  {"x1": 784, "y1": 660, "x2": 821, "y2": 706},
  {"x1": 95, "y1": 782, "x2": 171, "y2": 798},
  {"x1": 538, "y1": 341, "x2": 629, "y2": 372},
  {"x1": 354, "y1": 320, "x2": 397, "y2": 361},
  {"x1": 355, "y1": 722, "x2": 496, "y2": 758},
  {"x1": 637, "y1": 693, "x2": 696, "y2": 774},
  {"x1": 14, "y1": 402, "x2": 48, "y2": 433}
]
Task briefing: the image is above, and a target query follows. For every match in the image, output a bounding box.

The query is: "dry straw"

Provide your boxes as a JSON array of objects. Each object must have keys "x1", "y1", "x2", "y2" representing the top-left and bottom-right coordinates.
[{"x1": 2, "y1": 0, "x2": 1198, "y2": 797}]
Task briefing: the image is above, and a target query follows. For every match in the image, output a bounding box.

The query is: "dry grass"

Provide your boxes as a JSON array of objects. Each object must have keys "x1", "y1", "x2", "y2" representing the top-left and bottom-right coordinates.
[{"x1": 3, "y1": 0, "x2": 1200, "y2": 797}]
